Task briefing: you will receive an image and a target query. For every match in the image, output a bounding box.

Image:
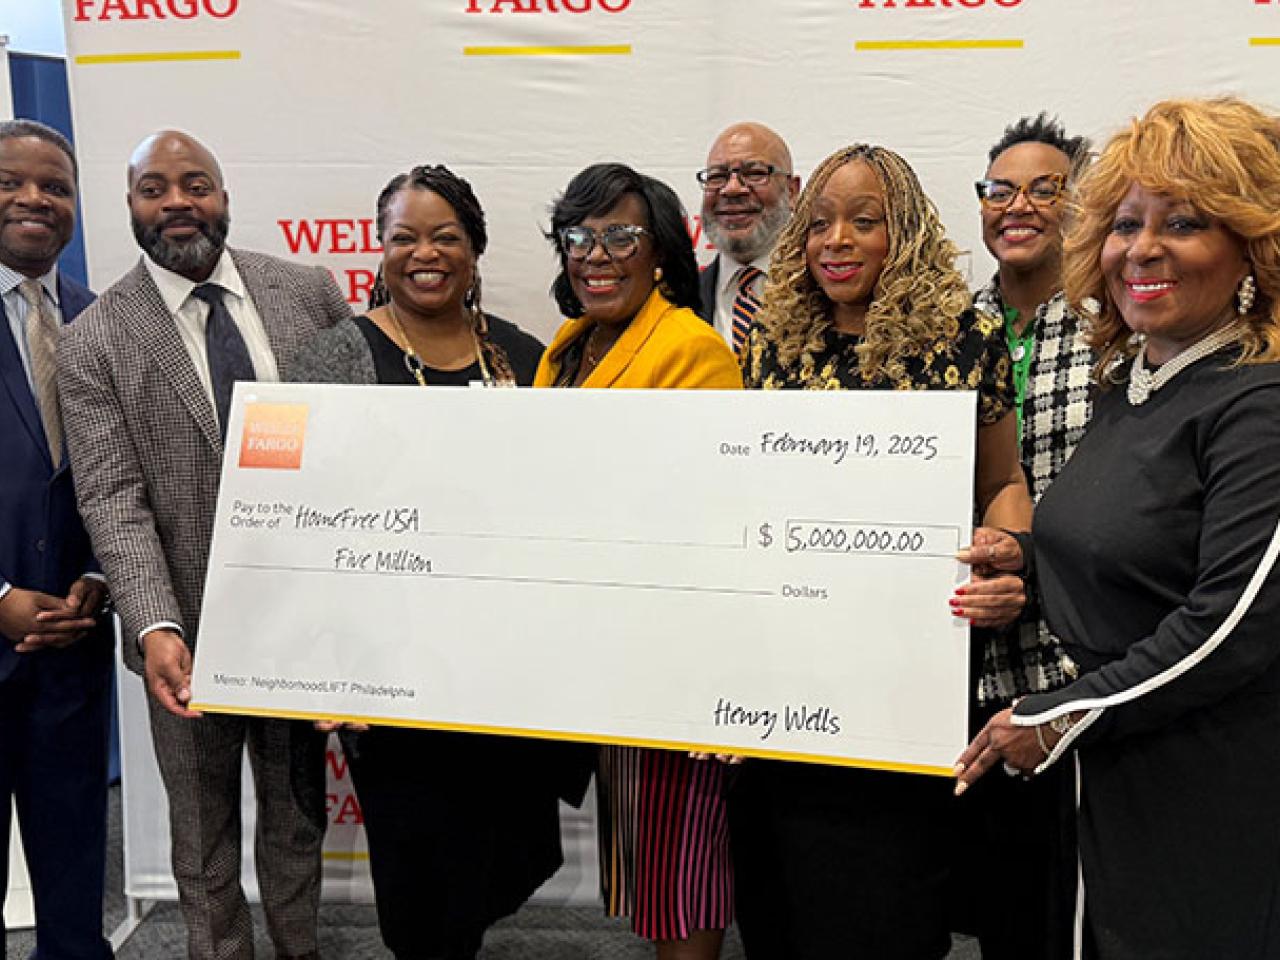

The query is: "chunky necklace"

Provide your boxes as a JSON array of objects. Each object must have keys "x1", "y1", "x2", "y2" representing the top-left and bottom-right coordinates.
[
  {"x1": 1127, "y1": 321, "x2": 1241, "y2": 406},
  {"x1": 387, "y1": 301, "x2": 493, "y2": 386}
]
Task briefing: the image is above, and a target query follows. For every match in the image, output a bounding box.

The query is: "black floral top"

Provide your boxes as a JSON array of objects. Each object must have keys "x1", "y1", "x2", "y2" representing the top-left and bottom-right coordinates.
[{"x1": 742, "y1": 308, "x2": 1014, "y2": 426}]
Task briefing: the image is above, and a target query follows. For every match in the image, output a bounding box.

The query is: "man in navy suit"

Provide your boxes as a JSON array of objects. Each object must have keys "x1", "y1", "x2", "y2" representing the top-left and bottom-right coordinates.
[{"x1": 0, "y1": 119, "x2": 113, "y2": 958}]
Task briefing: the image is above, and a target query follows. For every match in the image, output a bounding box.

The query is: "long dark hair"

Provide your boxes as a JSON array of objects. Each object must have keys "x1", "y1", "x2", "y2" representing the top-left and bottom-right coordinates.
[
  {"x1": 369, "y1": 164, "x2": 516, "y2": 384},
  {"x1": 547, "y1": 162, "x2": 701, "y2": 319}
]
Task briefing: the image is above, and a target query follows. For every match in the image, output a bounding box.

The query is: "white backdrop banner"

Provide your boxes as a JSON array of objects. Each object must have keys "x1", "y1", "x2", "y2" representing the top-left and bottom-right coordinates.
[
  {"x1": 60, "y1": 0, "x2": 1280, "y2": 912},
  {"x1": 61, "y1": 0, "x2": 1280, "y2": 341}
]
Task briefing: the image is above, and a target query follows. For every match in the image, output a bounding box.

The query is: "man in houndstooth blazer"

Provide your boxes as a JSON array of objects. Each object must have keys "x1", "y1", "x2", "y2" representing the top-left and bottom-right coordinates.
[{"x1": 58, "y1": 130, "x2": 351, "y2": 960}]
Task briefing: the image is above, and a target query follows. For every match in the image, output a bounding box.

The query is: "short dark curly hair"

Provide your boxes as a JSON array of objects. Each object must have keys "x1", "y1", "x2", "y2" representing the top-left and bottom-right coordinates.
[
  {"x1": 986, "y1": 112, "x2": 1090, "y2": 173},
  {"x1": 0, "y1": 119, "x2": 77, "y2": 178},
  {"x1": 546, "y1": 162, "x2": 701, "y2": 319}
]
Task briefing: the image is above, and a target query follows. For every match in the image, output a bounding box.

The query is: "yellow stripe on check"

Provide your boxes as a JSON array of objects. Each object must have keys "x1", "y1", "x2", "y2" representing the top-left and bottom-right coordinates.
[
  {"x1": 189, "y1": 702, "x2": 955, "y2": 778},
  {"x1": 322, "y1": 851, "x2": 370, "y2": 862},
  {"x1": 74, "y1": 50, "x2": 242, "y2": 65},
  {"x1": 856, "y1": 38, "x2": 1023, "y2": 51},
  {"x1": 463, "y1": 44, "x2": 631, "y2": 57},
  {"x1": 1249, "y1": 37, "x2": 1280, "y2": 46}
]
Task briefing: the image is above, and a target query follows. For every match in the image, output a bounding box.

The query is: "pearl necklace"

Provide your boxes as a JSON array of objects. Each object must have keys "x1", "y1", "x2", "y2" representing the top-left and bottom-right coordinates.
[{"x1": 1126, "y1": 322, "x2": 1242, "y2": 406}]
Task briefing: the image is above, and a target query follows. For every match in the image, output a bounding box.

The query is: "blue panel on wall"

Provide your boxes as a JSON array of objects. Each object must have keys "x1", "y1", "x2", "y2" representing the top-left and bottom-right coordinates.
[{"x1": 8, "y1": 52, "x2": 89, "y2": 288}]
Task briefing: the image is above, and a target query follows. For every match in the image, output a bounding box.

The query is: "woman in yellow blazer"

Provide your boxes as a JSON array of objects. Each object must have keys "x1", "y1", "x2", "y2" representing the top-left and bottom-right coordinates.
[{"x1": 536, "y1": 163, "x2": 740, "y2": 960}]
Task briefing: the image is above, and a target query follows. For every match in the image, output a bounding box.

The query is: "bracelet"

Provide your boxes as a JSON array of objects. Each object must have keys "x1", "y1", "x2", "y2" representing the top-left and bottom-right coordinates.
[
  {"x1": 1034, "y1": 723, "x2": 1051, "y2": 758},
  {"x1": 1049, "y1": 713, "x2": 1075, "y2": 736}
]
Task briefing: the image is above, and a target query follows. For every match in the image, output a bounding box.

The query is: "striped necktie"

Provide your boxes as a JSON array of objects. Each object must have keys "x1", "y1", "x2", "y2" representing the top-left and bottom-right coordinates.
[
  {"x1": 731, "y1": 265, "x2": 764, "y2": 356},
  {"x1": 192, "y1": 282, "x2": 256, "y2": 441},
  {"x1": 18, "y1": 278, "x2": 62, "y2": 467}
]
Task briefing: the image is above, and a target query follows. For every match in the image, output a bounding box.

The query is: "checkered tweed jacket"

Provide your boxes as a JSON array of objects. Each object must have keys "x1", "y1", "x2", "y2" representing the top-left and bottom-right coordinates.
[
  {"x1": 58, "y1": 249, "x2": 351, "y2": 674},
  {"x1": 973, "y1": 279, "x2": 1096, "y2": 705}
]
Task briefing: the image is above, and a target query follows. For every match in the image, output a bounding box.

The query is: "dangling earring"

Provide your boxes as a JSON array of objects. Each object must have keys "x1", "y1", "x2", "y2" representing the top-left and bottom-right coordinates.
[
  {"x1": 1237, "y1": 274, "x2": 1257, "y2": 316},
  {"x1": 653, "y1": 266, "x2": 663, "y2": 283}
]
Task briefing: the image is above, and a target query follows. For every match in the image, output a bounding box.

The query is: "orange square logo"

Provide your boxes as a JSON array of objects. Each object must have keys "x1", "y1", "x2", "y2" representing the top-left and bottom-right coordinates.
[{"x1": 238, "y1": 403, "x2": 308, "y2": 470}]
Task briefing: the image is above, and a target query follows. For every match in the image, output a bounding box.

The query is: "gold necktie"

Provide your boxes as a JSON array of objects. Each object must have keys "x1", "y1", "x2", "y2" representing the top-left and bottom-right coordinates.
[{"x1": 19, "y1": 278, "x2": 62, "y2": 467}]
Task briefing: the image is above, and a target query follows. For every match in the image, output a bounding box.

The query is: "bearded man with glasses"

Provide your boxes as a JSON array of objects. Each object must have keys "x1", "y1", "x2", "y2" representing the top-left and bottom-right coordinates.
[
  {"x1": 953, "y1": 113, "x2": 1094, "y2": 960},
  {"x1": 696, "y1": 123, "x2": 800, "y2": 356}
]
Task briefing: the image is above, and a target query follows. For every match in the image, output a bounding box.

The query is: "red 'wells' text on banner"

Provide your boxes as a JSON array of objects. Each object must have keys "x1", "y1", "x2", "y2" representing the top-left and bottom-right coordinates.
[{"x1": 279, "y1": 218, "x2": 381, "y2": 305}]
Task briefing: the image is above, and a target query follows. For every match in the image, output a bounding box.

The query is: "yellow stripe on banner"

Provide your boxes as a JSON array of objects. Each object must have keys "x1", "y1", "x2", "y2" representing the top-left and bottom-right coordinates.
[
  {"x1": 856, "y1": 39, "x2": 1023, "y2": 51},
  {"x1": 1249, "y1": 37, "x2": 1280, "y2": 46},
  {"x1": 189, "y1": 702, "x2": 955, "y2": 778},
  {"x1": 463, "y1": 44, "x2": 631, "y2": 57},
  {"x1": 322, "y1": 851, "x2": 370, "y2": 862},
  {"x1": 74, "y1": 50, "x2": 242, "y2": 65}
]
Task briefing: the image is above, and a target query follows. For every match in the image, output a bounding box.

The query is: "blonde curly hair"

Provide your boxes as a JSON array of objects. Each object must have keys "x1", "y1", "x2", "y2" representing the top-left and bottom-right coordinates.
[
  {"x1": 1063, "y1": 96, "x2": 1280, "y2": 379},
  {"x1": 757, "y1": 144, "x2": 971, "y2": 382}
]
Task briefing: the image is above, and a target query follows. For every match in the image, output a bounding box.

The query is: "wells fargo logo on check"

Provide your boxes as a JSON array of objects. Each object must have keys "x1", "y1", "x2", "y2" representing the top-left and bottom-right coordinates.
[{"x1": 238, "y1": 403, "x2": 308, "y2": 470}]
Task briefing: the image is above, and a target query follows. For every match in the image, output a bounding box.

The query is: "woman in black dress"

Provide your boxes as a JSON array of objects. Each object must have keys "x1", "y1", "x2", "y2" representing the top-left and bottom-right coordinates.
[
  {"x1": 955, "y1": 97, "x2": 1280, "y2": 959},
  {"x1": 730, "y1": 143, "x2": 1032, "y2": 959},
  {"x1": 289, "y1": 164, "x2": 567, "y2": 960}
]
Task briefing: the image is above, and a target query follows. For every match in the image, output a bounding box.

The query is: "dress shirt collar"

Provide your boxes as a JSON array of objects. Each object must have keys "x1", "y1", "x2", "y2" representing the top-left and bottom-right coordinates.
[
  {"x1": 143, "y1": 248, "x2": 246, "y2": 317},
  {"x1": 716, "y1": 250, "x2": 770, "y2": 301},
  {"x1": 0, "y1": 261, "x2": 60, "y2": 308}
]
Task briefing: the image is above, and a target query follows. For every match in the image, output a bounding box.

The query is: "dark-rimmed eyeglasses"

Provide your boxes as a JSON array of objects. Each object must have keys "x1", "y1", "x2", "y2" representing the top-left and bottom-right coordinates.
[
  {"x1": 696, "y1": 162, "x2": 788, "y2": 191},
  {"x1": 974, "y1": 173, "x2": 1066, "y2": 210},
  {"x1": 559, "y1": 224, "x2": 650, "y2": 261},
  {"x1": 972, "y1": 174, "x2": 1064, "y2": 211}
]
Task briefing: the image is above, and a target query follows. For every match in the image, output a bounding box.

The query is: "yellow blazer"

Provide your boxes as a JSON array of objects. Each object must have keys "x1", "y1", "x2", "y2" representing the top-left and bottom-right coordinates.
[{"x1": 534, "y1": 289, "x2": 742, "y2": 389}]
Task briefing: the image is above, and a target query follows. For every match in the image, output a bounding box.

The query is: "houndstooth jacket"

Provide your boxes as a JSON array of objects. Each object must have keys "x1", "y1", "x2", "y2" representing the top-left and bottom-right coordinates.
[
  {"x1": 973, "y1": 278, "x2": 1096, "y2": 704},
  {"x1": 58, "y1": 249, "x2": 351, "y2": 674}
]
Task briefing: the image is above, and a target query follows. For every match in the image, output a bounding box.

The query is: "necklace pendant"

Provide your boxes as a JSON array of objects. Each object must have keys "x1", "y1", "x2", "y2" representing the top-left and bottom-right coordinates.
[
  {"x1": 1012, "y1": 344, "x2": 1027, "y2": 362},
  {"x1": 1127, "y1": 366, "x2": 1153, "y2": 405}
]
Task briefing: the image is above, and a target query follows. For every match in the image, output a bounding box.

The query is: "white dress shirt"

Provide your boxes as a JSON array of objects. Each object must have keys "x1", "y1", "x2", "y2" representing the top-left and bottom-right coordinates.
[{"x1": 143, "y1": 248, "x2": 280, "y2": 397}]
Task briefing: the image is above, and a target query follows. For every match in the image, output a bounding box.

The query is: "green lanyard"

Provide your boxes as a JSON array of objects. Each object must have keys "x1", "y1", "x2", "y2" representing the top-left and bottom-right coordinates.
[{"x1": 1004, "y1": 305, "x2": 1035, "y2": 444}]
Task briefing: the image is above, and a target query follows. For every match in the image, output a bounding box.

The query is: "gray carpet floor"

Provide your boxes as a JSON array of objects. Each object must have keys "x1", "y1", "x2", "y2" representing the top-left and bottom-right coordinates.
[{"x1": 6, "y1": 786, "x2": 980, "y2": 958}]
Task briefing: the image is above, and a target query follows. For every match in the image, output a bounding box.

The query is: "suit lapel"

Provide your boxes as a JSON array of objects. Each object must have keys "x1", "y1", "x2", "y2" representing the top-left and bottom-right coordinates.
[
  {"x1": 0, "y1": 298, "x2": 52, "y2": 468},
  {"x1": 583, "y1": 289, "x2": 667, "y2": 388},
  {"x1": 121, "y1": 262, "x2": 223, "y2": 451},
  {"x1": 234, "y1": 249, "x2": 294, "y2": 366}
]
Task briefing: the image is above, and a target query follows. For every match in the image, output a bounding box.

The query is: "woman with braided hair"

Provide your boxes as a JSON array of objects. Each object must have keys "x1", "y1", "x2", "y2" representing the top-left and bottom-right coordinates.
[
  {"x1": 289, "y1": 164, "x2": 566, "y2": 960},
  {"x1": 729, "y1": 144, "x2": 1032, "y2": 958}
]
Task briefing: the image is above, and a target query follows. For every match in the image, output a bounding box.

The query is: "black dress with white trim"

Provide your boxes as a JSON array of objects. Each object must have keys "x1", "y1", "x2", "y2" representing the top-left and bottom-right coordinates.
[{"x1": 1013, "y1": 345, "x2": 1280, "y2": 959}]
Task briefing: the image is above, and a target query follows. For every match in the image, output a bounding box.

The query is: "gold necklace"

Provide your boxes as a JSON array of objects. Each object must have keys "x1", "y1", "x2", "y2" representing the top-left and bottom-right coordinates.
[
  {"x1": 583, "y1": 324, "x2": 617, "y2": 370},
  {"x1": 386, "y1": 301, "x2": 493, "y2": 386}
]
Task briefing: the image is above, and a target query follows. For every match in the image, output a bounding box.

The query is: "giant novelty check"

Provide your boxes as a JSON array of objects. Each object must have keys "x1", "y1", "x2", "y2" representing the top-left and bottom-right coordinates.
[{"x1": 191, "y1": 385, "x2": 976, "y2": 775}]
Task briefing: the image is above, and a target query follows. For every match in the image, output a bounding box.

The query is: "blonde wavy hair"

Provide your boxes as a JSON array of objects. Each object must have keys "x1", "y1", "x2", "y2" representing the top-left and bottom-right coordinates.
[
  {"x1": 1063, "y1": 96, "x2": 1280, "y2": 379},
  {"x1": 757, "y1": 144, "x2": 971, "y2": 381}
]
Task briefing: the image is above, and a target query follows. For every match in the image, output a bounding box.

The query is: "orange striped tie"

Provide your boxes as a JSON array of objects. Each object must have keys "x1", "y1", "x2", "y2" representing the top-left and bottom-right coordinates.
[{"x1": 731, "y1": 265, "x2": 763, "y2": 356}]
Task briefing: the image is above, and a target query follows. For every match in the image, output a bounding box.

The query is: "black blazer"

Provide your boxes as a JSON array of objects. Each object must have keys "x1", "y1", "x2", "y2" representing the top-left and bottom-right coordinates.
[{"x1": 696, "y1": 255, "x2": 721, "y2": 325}]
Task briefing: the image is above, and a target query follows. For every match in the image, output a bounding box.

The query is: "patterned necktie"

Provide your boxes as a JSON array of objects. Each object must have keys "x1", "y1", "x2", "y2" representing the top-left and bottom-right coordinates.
[
  {"x1": 731, "y1": 265, "x2": 764, "y2": 356},
  {"x1": 18, "y1": 278, "x2": 62, "y2": 467},
  {"x1": 192, "y1": 282, "x2": 255, "y2": 441}
]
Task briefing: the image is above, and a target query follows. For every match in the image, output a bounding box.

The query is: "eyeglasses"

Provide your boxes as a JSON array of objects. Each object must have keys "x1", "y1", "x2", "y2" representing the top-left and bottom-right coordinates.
[
  {"x1": 974, "y1": 173, "x2": 1066, "y2": 210},
  {"x1": 696, "y1": 162, "x2": 788, "y2": 191},
  {"x1": 559, "y1": 224, "x2": 650, "y2": 261}
]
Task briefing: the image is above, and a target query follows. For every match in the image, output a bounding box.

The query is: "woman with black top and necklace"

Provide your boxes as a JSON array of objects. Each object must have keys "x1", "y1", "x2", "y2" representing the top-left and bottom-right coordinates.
[
  {"x1": 289, "y1": 164, "x2": 567, "y2": 960},
  {"x1": 955, "y1": 97, "x2": 1280, "y2": 959}
]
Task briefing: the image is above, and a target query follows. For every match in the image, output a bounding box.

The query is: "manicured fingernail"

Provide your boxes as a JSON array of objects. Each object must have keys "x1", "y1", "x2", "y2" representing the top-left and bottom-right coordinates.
[
  {"x1": 953, "y1": 607, "x2": 966, "y2": 617},
  {"x1": 955, "y1": 587, "x2": 967, "y2": 596},
  {"x1": 949, "y1": 599, "x2": 962, "y2": 607},
  {"x1": 954, "y1": 780, "x2": 969, "y2": 796}
]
